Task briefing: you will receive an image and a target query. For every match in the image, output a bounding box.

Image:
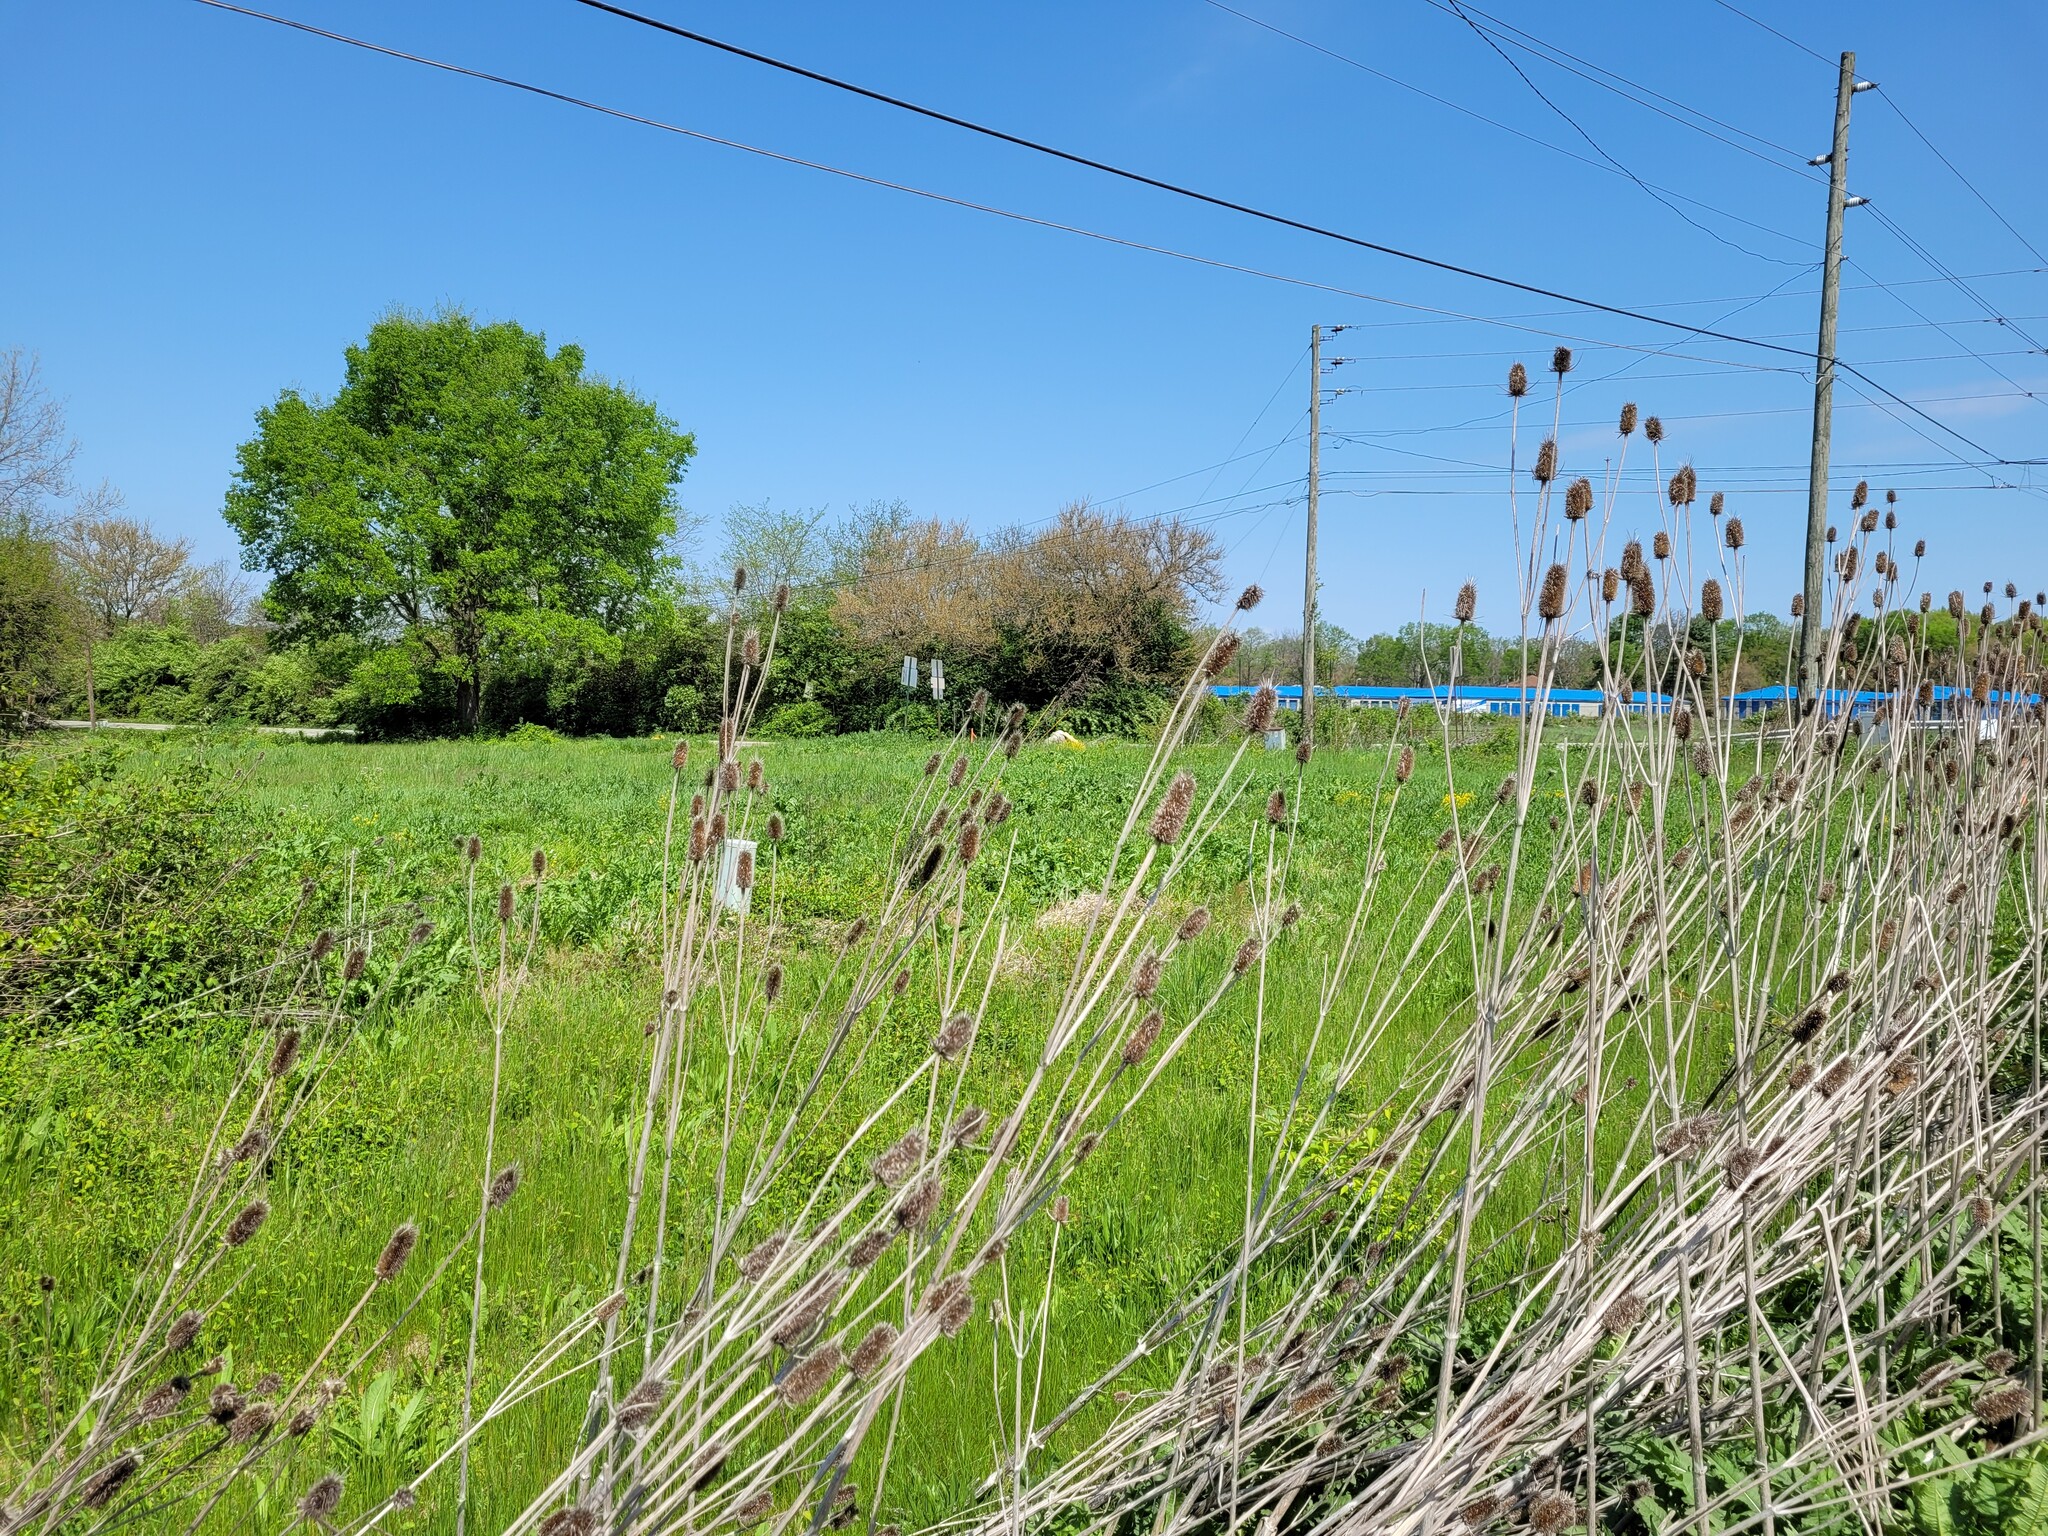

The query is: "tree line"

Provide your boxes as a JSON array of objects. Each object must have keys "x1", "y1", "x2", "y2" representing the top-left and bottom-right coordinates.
[{"x1": 0, "y1": 313, "x2": 2003, "y2": 739}]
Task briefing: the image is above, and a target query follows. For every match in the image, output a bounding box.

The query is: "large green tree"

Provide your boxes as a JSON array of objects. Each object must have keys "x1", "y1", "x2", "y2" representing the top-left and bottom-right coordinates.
[{"x1": 225, "y1": 311, "x2": 695, "y2": 731}]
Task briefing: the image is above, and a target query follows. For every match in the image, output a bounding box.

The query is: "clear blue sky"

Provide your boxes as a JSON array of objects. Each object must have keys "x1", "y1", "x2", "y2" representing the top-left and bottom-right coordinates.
[{"x1": 5, "y1": 0, "x2": 2043, "y2": 636}]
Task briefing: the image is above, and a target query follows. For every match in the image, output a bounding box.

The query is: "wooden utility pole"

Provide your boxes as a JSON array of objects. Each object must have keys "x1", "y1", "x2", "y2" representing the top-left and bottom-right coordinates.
[
  {"x1": 1797, "y1": 51, "x2": 1861, "y2": 705},
  {"x1": 1303, "y1": 323, "x2": 1321, "y2": 746}
]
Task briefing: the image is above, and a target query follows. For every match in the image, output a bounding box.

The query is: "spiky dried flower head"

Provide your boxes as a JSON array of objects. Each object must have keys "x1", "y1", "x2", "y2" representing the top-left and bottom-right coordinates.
[
  {"x1": 1630, "y1": 569, "x2": 1656, "y2": 618},
  {"x1": 1790, "y1": 592, "x2": 1805, "y2": 618},
  {"x1": 225, "y1": 1201, "x2": 269, "y2": 1247},
  {"x1": 81, "y1": 1453, "x2": 142, "y2": 1509},
  {"x1": 946, "y1": 1104, "x2": 987, "y2": 1147},
  {"x1": 1653, "y1": 530, "x2": 1672, "y2": 560},
  {"x1": 670, "y1": 739, "x2": 689, "y2": 773},
  {"x1": 1975, "y1": 1381, "x2": 2030, "y2": 1423},
  {"x1": 496, "y1": 883, "x2": 514, "y2": 924},
  {"x1": 538, "y1": 1507, "x2": 599, "y2": 1536},
  {"x1": 1966, "y1": 1194, "x2": 1995, "y2": 1228},
  {"x1": 1564, "y1": 477, "x2": 1592, "y2": 520},
  {"x1": 1130, "y1": 948, "x2": 1165, "y2": 1000},
  {"x1": 1532, "y1": 438, "x2": 1558, "y2": 485},
  {"x1": 1717, "y1": 514, "x2": 1742, "y2": 552},
  {"x1": 737, "y1": 1229, "x2": 788, "y2": 1284},
  {"x1": 1826, "y1": 524, "x2": 1838, "y2": 544},
  {"x1": 1122, "y1": 1009, "x2": 1164, "y2": 1067},
  {"x1": 167, "y1": 1308, "x2": 205, "y2": 1351},
  {"x1": 375, "y1": 1222, "x2": 418, "y2": 1282},
  {"x1": 1455, "y1": 581, "x2": 1477, "y2": 622},
  {"x1": 947, "y1": 754, "x2": 968, "y2": 790},
  {"x1": 1601, "y1": 567, "x2": 1619, "y2": 603},
  {"x1": 1265, "y1": 788, "x2": 1287, "y2": 825},
  {"x1": 1176, "y1": 905, "x2": 1212, "y2": 942},
  {"x1": 1948, "y1": 589, "x2": 1967, "y2": 620},
  {"x1": 894, "y1": 1174, "x2": 943, "y2": 1232},
  {"x1": 1151, "y1": 769, "x2": 1197, "y2": 844},
  {"x1": 1618, "y1": 401, "x2": 1637, "y2": 436},
  {"x1": 1644, "y1": 414, "x2": 1667, "y2": 444},
  {"x1": 1244, "y1": 683, "x2": 1279, "y2": 737},
  {"x1": 850, "y1": 1322, "x2": 898, "y2": 1379},
  {"x1": 1203, "y1": 629, "x2": 1243, "y2": 678},
  {"x1": 772, "y1": 1270, "x2": 846, "y2": 1350},
  {"x1": 1281, "y1": 900, "x2": 1302, "y2": 929},
  {"x1": 1691, "y1": 740, "x2": 1716, "y2": 779},
  {"x1": 1620, "y1": 539, "x2": 1645, "y2": 579},
  {"x1": 1578, "y1": 777, "x2": 1600, "y2": 809},
  {"x1": 955, "y1": 818, "x2": 981, "y2": 865},
  {"x1": 1538, "y1": 562, "x2": 1569, "y2": 622},
  {"x1": 1602, "y1": 1291, "x2": 1647, "y2": 1335},
  {"x1": 1396, "y1": 745, "x2": 1415, "y2": 783},
  {"x1": 933, "y1": 1013, "x2": 976, "y2": 1061},
  {"x1": 1232, "y1": 937, "x2": 1263, "y2": 975},
  {"x1": 300, "y1": 1473, "x2": 345, "y2": 1522},
  {"x1": 614, "y1": 1373, "x2": 672, "y2": 1433},
  {"x1": 1860, "y1": 506, "x2": 1880, "y2": 534},
  {"x1": 870, "y1": 1130, "x2": 926, "y2": 1188},
  {"x1": 1530, "y1": 1493, "x2": 1579, "y2": 1535},
  {"x1": 138, "y1": 1376, "x2": 190, "y2": 1421},
  {"x1": 228, "y1": 1403, "x2": 277, "y2": 1444},
  {"x1": 1697, "y1": 578, "x2": 1724, "y2": 624},
  {"x1": 1235, "y1": 583, "x2": 1264, "y2": 612},
  {"x1": 1550, "y1": 345, "x2": 1573, "y2": 375},
  {"x1": 1980, "y1": 601, "x2": 1996, "y2": 628},
  {"x1": 1507, "y1": 361, "x2": 1528, "y2": 397},
  {"x1": 480, "y1": 1163, "x2": 520, "y2": 1211},
  {"x1": 1986, "y1": 1348, "x2": 2020, "y2": 1375}
]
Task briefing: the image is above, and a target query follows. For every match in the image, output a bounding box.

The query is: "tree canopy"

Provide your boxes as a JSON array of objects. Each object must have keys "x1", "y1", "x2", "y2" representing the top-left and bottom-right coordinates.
[{"x1": 224, "y1": 311, "x2": 695, "y2": 730}]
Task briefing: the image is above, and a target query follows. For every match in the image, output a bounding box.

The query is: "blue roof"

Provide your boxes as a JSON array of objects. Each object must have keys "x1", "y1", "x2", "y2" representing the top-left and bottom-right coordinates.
[{"x1": 1210, "y1": 684, "x2": 1670, "y2": 704}]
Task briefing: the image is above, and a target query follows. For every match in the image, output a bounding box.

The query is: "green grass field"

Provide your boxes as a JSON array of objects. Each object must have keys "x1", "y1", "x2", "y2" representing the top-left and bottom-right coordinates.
[{"x1": 2, "y1": 720, "x2": 1627, "y2": 1529}]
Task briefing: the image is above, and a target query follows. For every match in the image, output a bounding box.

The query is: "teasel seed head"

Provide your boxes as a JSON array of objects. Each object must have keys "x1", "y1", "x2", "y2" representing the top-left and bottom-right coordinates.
[
  {"x1": 1295, "y1": 737, "x2": 1313, "y2": 766},
  {"x1": 870, "y1": 1130, "x2": 926, "y2": 1189},
  {"x1": 81, "y1": 1453, "x2": 142, "y2": 1510},
  {"x1": 1699, "y1": 578, "x2": 1724, "y2": 623},
  {"x1": 1630, "y1": 569, "x2": 1656, "y2": 618},
  {"x1": 1396, "y1": 745, "x2": 1414, "y2": 783},
  {"x1": 1980, "y1": 602, "x2": 1995, "y2": 629},
  {"x1": 933, "y1": 1013, "x2": 976, "y2": 1061},
  {"x1": 1266, "y1": 788, "x2": 1287, "y2": 825},
  {"x1": 299, "y1": 1473, "x2": 344, "y2": 1522},
  {"x1": 1620, "y1": 539, "x2": 1644, "y2": 579},
  {"x1": 1176, "y1": 906, "x2": 1212, "y2": 942},
  {"x1": 1550, "y1": 345, "x2": 1573, "y2": 375},
  {"x1": 1985, "y1": 1348, "x2": 2020, "y2": 1376},
  {"x1": 1002, "y1": 729, "x2": 1023, "y2": 760},
  {"x1": 1948, "y1": 589, "x2": 1967, "y2": 620},
  {"x1": 1790, "y1": 592, "x2": 1805, "y2": 618},
  {"x1": 1507, "y1": 361, "x2": 1528, "y2": 398},
  {"x1": 1827, "y1": 524, "x2": 1837, "y2": 544},
  {"x1": 1150, "y1": 769, "x2": 1197, "y2": 844},
  {"x1": 1130, "y1": 949, "x2": 1164, "y2": 999},
  {"x1": 670, "y1": 739, "x2": 689, "y2": 772},
  {"x1": 1601, "y1": 567, "x2": 1619, "y2": 603},
  {"x1": 1975, "y1": 1381, "x2": 2030, "y2": 1423},
  {"x1": 1601, "y1": 1291, "x2": 1646, "y2": 1335},
  {"x1": 488, "y1": 1164, "x2": 521, "y2": 1210},
  {"x1": 1692, "y1": 741, "x2": 1716, "y2": 779},
  {"x1": 228, "y1": 1403, "x2": 277, "y2": 1444},
  {"x1": 893, "y1": 1174, "x2": 943, "y2": 1232},
  {"x1": 1653, "y1": 530, "x2": 1671, "y2": 560},
  {"x1": 1618, "y1": 401, "x2": 1637, "y2": 436},
  {"x1": 1967, "y1": 1194, "x2": 1995, "y2": 1228},
  {"x1": 1122, "y1": 1010, "x2": 1164, "y2": 1067},
  {"x1": 1564, "y1": 477, "x2": 1592, "y2": 521},
  {"x1": 1232, "y1": 937, "x2": 1263, "y2": 975},
  {"x1": 1538, "y1": 562, "x2": 1568, "y2": 622},
  {"x1": 1245, "y1": 683, "x2": 1279, "y2": 736},
  {"x1": 736, "y1": 1229, "x2": 788, "y2": 1284},
  {"x1": 1532, "y1": 438, "x2": 1558, "y2": 485},
  {"x1": 1860, "y1": 506, "x2": 1880, "y2": 534},
  {"x1": 1644, "y1": 414, "x2": 1666, "y2": 444},
  {"x1": 1455, "y1": 581, "x2": 1477, "y2": 623},
  {"x1": 225, "y1": 1201, "x2": 269, "y2": 1247},
  {"x1": 956, "y1": 819, "x2": 981, "y2": 864},
  {"x1": 1530, "y1": 1493, "x2": 1579, "y2": 1535},
  {"x1": 850, "y1": 1323, "x2": 898, "y2": 1379},
  {"x1": 1851, "y1": 479, "x2": 1869, "y2": 510},
  {"x1": 167, "y1": 1308, "x2": 205, "y2": 1351},
  {"x1": 1236, "y1": 583, "x2": 1264, "y2": 612},
  {"x1": 1203, "y1": 629, "x2": 1243, "y2": 677},
  {"x1": 375, "y1": 1222, "x2": 418, "y2": 1282}
]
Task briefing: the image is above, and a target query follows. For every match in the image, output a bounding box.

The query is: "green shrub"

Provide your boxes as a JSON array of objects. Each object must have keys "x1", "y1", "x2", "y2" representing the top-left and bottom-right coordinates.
[{"x1": 760, "y1": 699, "x2": 835, "y2": 738}]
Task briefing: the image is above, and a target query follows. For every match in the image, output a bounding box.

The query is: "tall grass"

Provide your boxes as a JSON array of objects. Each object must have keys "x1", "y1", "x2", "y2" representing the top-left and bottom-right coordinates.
[{"x1": 6, "y1": 381, "x2": 2047, "y2": 1536}]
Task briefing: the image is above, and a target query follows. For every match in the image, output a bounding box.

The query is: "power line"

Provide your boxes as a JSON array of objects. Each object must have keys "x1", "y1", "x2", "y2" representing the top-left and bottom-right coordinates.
[
  {"x1": 1702, "y1": 0, "x2": 1832, "y2": 67},
  {"x1": 1200, "y1": 0, "x2": 1810, "y2": 256},
  {"x1": 1876, "y1": 95, "x2": 2048, "y2": 268},
  {"x1": 562, "y1": 0, "x2": 1834, "y2": 349},
  {"x1": 1436, "y1": 0, "x2": 1806, "y2": 265},
  {"x1": 192, "y1": 0, "x2": 2036, "y2": 465},
  {"x1": 1409, "y1": 0, "x2": 1819, "y2": 173}
]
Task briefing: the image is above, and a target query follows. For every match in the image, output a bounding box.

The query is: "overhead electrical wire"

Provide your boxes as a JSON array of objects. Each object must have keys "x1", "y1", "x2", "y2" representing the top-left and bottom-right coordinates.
[
  {"x1": 554, "y1": 0, "x2": 2029, "y2": 461},
  {"x1": 1198, "y1": 0, "x2": 1809, "y2": 255}
]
